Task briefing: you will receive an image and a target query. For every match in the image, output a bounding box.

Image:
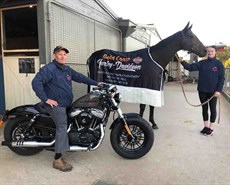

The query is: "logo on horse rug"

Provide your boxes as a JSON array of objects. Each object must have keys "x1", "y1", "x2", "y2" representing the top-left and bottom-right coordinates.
[{"x1": 88, "y1": 48, "x2": 164, "y2": 107}]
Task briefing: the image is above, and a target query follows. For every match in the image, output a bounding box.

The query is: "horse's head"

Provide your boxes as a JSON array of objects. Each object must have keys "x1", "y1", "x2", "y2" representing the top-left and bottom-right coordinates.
[{"x1": 180, "y1": 22, "x2": 207, "y2": 57}]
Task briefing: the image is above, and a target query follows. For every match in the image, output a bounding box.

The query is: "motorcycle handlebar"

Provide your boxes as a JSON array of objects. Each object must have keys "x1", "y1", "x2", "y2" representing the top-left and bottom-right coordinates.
[{"x1": 92, "y1": 83, "x2": 116, "y2": 92}]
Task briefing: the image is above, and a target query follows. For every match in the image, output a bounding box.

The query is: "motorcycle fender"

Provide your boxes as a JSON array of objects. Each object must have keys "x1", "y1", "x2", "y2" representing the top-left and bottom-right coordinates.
[
  {"x1": 109, "y1": 113, "x2": 141, "y2": 130},
  {"x1": 3, "y1": 105, "x2": 39, "y2": 120}
]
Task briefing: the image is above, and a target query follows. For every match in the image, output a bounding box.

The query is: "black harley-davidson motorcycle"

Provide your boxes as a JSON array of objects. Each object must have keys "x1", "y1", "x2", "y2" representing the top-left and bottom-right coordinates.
[{"x1": 1, "y1": 84, "x2": 154, "y2": 159}]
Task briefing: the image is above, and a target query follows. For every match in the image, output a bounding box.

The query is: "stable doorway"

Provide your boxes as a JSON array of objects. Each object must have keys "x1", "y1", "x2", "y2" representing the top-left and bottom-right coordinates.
[{"x1": 1, "y1": 4, "x2": 40, "y2": 109}]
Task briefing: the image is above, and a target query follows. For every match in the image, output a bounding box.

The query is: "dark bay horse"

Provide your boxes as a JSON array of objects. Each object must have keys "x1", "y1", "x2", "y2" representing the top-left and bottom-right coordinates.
[{"x1": 140, "y1": 22, "x2": 207, "y2": 129}]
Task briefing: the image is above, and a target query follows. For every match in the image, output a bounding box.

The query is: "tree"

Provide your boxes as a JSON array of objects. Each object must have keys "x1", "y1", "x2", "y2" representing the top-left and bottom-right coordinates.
[
  {"x1": 224, "y1": 58, "x2": 230, "y2": 67},
  {"x1": 216, "y1": 46, "x2": 230, "y2": 66}
]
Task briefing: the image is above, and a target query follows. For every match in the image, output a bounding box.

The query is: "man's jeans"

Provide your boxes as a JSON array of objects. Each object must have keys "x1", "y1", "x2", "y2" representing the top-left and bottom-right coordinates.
[{"x1": 45, "y1": 105, "x2": 69, "y2": 153}]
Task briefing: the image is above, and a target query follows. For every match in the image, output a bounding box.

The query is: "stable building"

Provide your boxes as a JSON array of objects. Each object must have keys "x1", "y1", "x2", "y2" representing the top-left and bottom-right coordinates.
[{"x1": 0, "y1": 0, "x2": 152, "y2": 113}]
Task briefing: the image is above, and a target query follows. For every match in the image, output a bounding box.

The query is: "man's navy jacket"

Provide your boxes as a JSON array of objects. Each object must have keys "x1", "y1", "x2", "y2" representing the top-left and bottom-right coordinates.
[{"x1": 32, "y1": 60, "x2": 98, "y2": 107}]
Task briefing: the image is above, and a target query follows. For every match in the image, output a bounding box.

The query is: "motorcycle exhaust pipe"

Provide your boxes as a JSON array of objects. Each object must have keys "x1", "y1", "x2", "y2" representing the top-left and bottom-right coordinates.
[
  {"x1": 69, "y1": 145, "x2": 89, "y2": 151},
  {"x1": 1, "y1": 140, "x2": 55, "y2": 147},
  {"x1": 2, "y1": 124, "x2": 105, "y2": 150},
  {"x1": 2, "y1": 140, "x2": 97, "y2": 152}
]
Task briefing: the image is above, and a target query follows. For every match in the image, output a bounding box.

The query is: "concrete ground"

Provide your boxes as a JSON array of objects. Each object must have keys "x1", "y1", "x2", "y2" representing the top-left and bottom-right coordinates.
[{"x1": 0, "y1": 82, "x2": 229, "y2": 185}]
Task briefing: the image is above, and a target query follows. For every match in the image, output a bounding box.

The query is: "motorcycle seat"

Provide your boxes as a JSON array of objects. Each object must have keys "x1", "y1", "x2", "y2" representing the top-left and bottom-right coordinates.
[{"x1": 34, "y1": 102, "x2": 50, "y2": 115}]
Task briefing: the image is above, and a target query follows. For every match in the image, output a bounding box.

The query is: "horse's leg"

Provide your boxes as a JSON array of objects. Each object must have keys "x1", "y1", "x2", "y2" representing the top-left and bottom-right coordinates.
[
  {"x1": 149, "y1": 106, "x2": 159, "y2": 129},
  {"x1": 139, "y1": 104, "x2": 146, "y2": 117}
]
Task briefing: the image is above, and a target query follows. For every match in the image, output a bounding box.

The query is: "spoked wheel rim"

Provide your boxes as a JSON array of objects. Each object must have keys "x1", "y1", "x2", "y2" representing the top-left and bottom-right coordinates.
[
  {"x1": 12, "y1": 122, "x2": 36, "y2": 142},
  {"x1": 118, "y1": 124, "x2": 146, "y2": 152},
  {"x1": 4, "y1": 117, "x2": 44, "y2": 156},
  {"x1": 11, "y1": 121, "x2": 38, "y2": 151}
]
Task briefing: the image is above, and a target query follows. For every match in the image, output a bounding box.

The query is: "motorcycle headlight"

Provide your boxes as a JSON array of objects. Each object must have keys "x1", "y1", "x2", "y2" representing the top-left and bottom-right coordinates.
[{"x1": 114, "y1": 93, "x2": 121, "y2": 103}]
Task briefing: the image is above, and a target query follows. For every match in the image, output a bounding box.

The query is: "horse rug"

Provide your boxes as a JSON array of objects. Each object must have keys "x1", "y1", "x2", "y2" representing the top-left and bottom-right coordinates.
[{"x1": 87, "y1": 48, "x2": 164, "y2": 107}]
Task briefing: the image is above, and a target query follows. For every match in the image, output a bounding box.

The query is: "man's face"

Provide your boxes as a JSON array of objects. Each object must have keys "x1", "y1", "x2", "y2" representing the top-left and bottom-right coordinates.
[
  {"x1": 54, "y1": 50, "x2": 67, "y2": 64},
  {"x1": 207, "y1": 47, "x2": 216, "y2": 58}
]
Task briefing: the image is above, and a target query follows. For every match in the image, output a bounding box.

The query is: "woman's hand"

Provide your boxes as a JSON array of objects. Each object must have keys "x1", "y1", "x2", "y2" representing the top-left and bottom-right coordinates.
[
  {"x1": 178, "y1": 57, "x2": 183, "y2": 63},
  {"x1": 214, "y1": 91, "x2": 221, "y2": 97}
]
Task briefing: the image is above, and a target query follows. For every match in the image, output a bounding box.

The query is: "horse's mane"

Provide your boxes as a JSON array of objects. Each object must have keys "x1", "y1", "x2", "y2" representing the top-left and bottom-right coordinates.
[{"x1": 150, "y1": 31, "x2": 181, "y2": 52}]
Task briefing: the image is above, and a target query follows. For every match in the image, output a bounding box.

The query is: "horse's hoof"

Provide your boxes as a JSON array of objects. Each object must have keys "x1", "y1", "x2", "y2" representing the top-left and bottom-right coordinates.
[{"x1": 152, "y1": 124, "x2": 159, "y2": 129}]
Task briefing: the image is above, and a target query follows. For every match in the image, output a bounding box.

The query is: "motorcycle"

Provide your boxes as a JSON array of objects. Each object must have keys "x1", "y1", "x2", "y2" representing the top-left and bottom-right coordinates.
[{"x1": 1, "y1": 84, "x2": 154, "y2": 159}]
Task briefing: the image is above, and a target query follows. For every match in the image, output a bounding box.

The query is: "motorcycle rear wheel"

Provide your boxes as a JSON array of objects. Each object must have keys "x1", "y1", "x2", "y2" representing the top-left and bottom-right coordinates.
[
  {"x1": 110, "y1": 116, "x2": 154, "y2": 159},
  {"x1": 4, "y1": 117, "x2": 44, "y2": 156}
]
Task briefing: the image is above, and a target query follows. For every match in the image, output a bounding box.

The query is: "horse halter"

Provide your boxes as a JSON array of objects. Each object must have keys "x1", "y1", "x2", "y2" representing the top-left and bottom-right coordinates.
[{"x1": 180, "y1": 31, "x2": 202, "y2": 54}]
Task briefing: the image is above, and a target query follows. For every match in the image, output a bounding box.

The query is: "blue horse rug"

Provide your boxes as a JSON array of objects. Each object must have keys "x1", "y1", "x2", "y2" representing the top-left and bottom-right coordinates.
[{"x1": 87, "y1": 48, "x2": 164, "y2": 107}]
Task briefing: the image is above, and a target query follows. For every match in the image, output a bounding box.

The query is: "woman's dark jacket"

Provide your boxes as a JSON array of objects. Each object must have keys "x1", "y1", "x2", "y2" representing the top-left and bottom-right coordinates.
[{"x1": 181, "y1": 57, "x2": 225, "y2": 93}]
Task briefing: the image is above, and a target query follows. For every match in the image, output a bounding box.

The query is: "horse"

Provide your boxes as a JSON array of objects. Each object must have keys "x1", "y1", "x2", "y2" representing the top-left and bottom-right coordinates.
[
  {"x1": 140, "y1": 22, "x2": 207, "y2": 129},
  {"x1": 87, "y1": 22, "x2": 207, "y2": 129}
]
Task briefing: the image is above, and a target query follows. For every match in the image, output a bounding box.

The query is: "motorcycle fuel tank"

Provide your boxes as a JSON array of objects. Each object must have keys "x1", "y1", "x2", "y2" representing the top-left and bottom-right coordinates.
[{"x1": 72, "y1": 91, "x2": 102, "y2": 108}]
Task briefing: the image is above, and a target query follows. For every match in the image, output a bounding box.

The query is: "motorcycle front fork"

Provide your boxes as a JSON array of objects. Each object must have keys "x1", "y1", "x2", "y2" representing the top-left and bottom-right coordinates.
[{"x1": 111, "y1": 98, "x2": 134, "y2": 138}]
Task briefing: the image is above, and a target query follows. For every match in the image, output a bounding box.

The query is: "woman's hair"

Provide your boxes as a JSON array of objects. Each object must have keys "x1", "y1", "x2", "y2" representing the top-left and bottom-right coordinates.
[{"x1": 208, "y1": 45, "x2": 217, "y2": 52}]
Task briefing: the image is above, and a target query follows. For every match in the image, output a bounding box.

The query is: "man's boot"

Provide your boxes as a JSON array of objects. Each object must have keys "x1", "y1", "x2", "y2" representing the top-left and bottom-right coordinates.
[{"x1": 53, "y1": 157, "x2": 73, "y2": 172}]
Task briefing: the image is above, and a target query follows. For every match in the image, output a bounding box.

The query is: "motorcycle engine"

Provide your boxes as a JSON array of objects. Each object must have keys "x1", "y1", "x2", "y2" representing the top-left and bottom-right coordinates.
[
  {"x1": 68, "y1": 108, "x2": 104, "y2": 146},
  {"x1": 76, "y1": 110, "x2": 92, "y2": 127},
  {"x1": 69, "y1": 108, "x2": 104, "y2": 127},
  {"x1": 68, "y1": 128, "x2": 101, "y2": 146}
]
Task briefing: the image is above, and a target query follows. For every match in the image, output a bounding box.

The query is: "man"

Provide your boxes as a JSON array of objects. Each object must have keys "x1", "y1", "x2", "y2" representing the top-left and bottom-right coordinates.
[{"x1": 32, "y1": 46, "x2": 100, "y2": 172}]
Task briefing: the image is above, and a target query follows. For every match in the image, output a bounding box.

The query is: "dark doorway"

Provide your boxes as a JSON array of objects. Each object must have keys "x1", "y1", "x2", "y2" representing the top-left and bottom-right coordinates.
[{"x1": 2, "y1": 6, "x2": 38, "y2": 50}]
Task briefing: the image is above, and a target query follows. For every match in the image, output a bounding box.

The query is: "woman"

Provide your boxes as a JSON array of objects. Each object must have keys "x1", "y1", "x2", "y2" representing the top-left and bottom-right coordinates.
[{"x1": 180, "y1": 46, "x2": 225, "y2": 136}]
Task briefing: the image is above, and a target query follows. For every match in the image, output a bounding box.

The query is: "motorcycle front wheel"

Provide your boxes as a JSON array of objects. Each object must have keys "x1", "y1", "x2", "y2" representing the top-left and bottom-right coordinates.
[{"x1": 110, "y1": 116, "x2": 154, "y2": 159}]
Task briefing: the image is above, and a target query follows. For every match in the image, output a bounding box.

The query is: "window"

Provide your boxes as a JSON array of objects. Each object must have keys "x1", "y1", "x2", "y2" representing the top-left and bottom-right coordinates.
[{"x1": 2, "y1": 6, "x2": 38, "y2": 50}]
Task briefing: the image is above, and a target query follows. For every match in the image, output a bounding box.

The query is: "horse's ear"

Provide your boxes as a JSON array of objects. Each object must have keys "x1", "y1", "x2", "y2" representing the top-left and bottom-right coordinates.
[
  {"x1": 188, "y1": 24, "x2": 193, "y2": 30},
  {"x1": 183, "y1": 22, "x2": 191, "y2": 31}
]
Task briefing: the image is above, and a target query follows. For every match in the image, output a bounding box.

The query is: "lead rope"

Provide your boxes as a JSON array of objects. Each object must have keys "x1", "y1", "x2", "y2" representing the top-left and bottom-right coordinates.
[{"x1": 175, "y1": 53, "x2": 221, "y2": 123}]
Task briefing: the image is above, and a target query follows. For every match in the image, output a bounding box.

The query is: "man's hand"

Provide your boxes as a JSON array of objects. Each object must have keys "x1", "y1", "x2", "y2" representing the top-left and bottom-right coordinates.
[
  {"x1": 97, "y1": 82, "x2": 104, "y2": 87},
  {"x1": 46, "y1": 99, "x2": 58, "y2": 107},
  {"x1": 214, "y1": 91, "x2": 221, "y2": 97}
]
